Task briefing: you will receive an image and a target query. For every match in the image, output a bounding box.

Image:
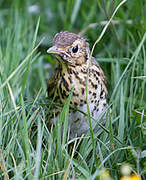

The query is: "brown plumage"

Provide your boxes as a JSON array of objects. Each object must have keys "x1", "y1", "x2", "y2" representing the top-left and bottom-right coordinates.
[{"x1": 47, "y1": 31, "x2": 108, "y2": 138}]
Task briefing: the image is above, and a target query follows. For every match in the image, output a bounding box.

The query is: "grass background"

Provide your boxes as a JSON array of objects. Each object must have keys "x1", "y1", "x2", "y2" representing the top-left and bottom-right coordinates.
[{"x1": 0, "y1": 0, "x2": 146, "y2": 179}]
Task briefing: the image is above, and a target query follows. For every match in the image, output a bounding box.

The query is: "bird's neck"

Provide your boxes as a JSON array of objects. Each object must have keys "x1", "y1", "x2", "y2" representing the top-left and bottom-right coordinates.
[{"x1": 61, "y1": 62, "x2": 88, "y2": 75}]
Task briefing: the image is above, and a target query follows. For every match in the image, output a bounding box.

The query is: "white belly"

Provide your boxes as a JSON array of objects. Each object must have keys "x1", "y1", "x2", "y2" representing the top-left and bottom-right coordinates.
[{"x1": 69, "y1": 98, "x2": 107, "y2": 138}]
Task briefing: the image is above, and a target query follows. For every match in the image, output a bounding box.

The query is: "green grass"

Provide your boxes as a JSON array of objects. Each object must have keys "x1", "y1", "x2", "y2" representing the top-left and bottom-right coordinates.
[{"x1": 0, "y1": 0, "x2": 146, "y2": 179}]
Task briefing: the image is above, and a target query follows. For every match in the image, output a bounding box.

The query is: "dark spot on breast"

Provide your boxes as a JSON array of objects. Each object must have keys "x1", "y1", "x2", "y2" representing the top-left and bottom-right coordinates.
[
  {"x1": 91, "y1": 100, "x2": 94, "y2": 103},
  {"x1": 74, "y1": 102, "x2": 78, "y2": 106},
  {"x1": 93, "y1": 92, "x2": 96, "y2": 96},
  {"x1": 91, "y1": 82, "x2": 95, "y2": 88},
  {"x1": 89, "y1": 91, "x2": 92, "y2": 94},
  {"x1": 100, "y1": 90, "x2": 105, "y2": 99},
  {"x1": 91, "y1": 69, "x2": 97, "y2": 74},
  {"x1": 93, "y1": 106, "x2": 96, "y2": 111},
  {"x1": 62, "y1": 76, "x2": 69, "y2": 91},
  {"x1": 73, "y1": 71, "x2": 86, "y2": 86},
  {"x1": 73, "y1": 70, "x2": 79, "y2": 75},
  {"x1": 67, "y1": 68, "x2": 73, "y2": 74},
  {"x1": 74, "y1": 118, "x2": 80, "y2": 123},
  {"x1": 97, "y1": 108, "x2": 99, "y2": 112},
  {"x1": 96, "y1": 71, "x2": 100, "y2": 76},
  {"x1": 93, "y1": 74, "x2": 96, "y2": 78},
  {"x1": 96, "y1": 101, "x2": 99, "y2": 106},
  {"x1": 73, "y1": 92, "x2": 79, "y2": 97},
  {"x1": 68, "y1": 76, "x2": 72, "y2": 83},
  {"x1": 84, "y1": 54, "x2": 88, "y2": 61},
  {"x1": 94, "y1": 85, "x2": 97, "y2": 89},
  {"x1": 80, "y1": 79, "x2": 86, "y2": 86},
  {"x1": 81, "y1": 69, "x2": 87, "y2": 74},
  {"x1": 103, "y1": 103, "x2": 107, "y2": 107}
]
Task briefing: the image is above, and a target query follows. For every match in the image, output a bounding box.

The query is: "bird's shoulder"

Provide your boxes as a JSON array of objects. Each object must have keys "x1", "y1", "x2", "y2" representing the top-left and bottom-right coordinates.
[{"x1": 91, "y1": 57, "x2": 108, "y2": 94}]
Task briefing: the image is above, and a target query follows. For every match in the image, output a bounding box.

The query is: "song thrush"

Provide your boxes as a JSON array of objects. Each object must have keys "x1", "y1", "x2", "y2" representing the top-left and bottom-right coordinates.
[{"x1": 47, "y1": 31, "x2": 108, "y2": 138}]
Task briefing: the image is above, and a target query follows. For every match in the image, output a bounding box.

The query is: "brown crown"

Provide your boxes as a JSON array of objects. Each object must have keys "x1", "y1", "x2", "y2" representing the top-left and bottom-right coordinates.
[{"x1": 52, "y1": 31, "x2": 83, "y2": 48}]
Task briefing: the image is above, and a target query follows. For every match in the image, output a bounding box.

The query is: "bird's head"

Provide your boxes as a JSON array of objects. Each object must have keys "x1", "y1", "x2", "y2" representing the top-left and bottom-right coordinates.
[{"x1": 47, "y1": 31, "x2": 90, "y2": 66}]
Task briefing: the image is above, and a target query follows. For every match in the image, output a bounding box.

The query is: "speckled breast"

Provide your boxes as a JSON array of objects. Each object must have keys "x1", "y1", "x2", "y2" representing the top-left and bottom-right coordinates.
[{"x1": 54, "y1": 64, "x2": 108, "y2": 138}]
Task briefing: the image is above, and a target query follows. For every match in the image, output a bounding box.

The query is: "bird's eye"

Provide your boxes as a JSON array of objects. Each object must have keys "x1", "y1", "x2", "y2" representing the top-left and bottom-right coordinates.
[{"x1": 72, "y1": 45, "x2": 78, "y2": 53}]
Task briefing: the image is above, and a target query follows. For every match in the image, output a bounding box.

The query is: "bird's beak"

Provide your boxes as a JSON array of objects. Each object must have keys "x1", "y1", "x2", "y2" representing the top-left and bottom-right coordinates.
[{"x1": 47, "y1": 46, "x2": 64, "y2": 55}]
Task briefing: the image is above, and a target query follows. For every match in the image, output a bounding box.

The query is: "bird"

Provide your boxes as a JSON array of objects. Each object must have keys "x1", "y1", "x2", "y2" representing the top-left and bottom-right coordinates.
[{"x1": 47, "y1": 31, "x2": 108, "y2": 138}]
